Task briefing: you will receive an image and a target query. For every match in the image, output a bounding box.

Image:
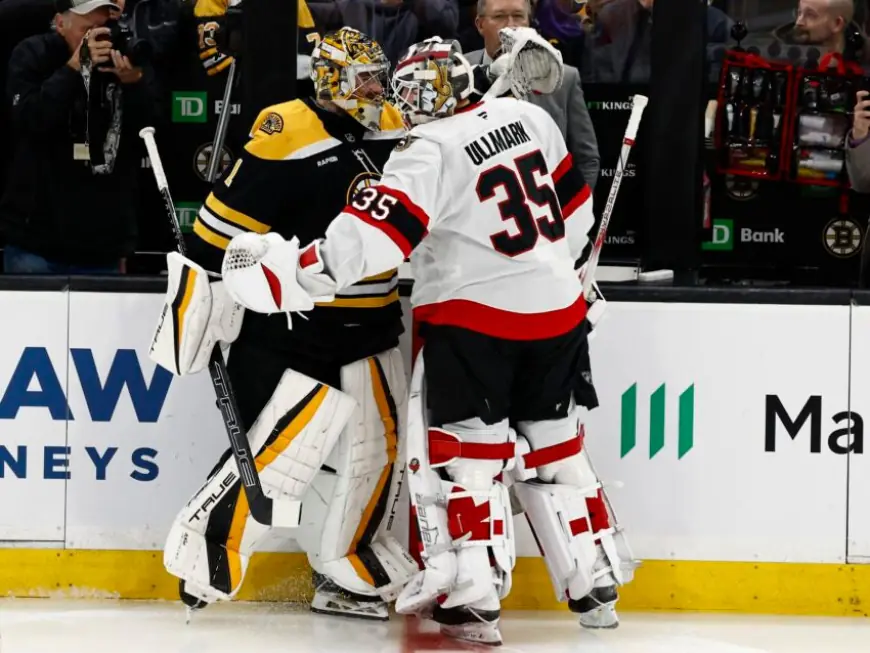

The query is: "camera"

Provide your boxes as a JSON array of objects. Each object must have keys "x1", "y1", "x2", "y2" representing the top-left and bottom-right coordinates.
[{"x1": 104, "y1": 17, "x2": 152, "y2": 66}]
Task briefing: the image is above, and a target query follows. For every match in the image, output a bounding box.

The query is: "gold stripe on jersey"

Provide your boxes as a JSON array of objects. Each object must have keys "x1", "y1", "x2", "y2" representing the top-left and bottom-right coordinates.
[
  {"x1": 205, "y1": 194, "x2": 270, "y2": 234},
  {"x1": 210, "y1": 57, "x2": 233, "y2": 75},
  {"x1": 317, "y1": 289, "x2": 399, "y2": 309},
  {"x1": 199, "y1": 47, "x2": 218, "y2": 60},
  {"x1": 193, "y1": 216, "x2": 230, "y2": 250},
  {"x1": 245, "y1": 100, "x2": 338, "y2": 162}
]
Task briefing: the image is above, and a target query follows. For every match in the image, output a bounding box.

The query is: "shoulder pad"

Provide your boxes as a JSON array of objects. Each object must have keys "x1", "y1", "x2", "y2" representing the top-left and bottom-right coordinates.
[
  {"x1": 194, "y1": 0, "x2": 228, "y2": 17},
  {"x1": 380, "y1": 103, "x2": 406, "y2": 131},
  {"x1": 245, "y1": 100, "x2": 335, "y2": 161}
]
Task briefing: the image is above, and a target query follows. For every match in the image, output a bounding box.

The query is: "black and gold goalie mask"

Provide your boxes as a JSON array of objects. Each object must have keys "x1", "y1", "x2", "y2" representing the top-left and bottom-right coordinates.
[{"x1": 309, "y1": 27, "x2": 390, "y2": 132}]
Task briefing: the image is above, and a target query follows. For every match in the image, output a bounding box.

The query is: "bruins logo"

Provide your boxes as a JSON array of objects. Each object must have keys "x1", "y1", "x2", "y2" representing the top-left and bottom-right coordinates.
[
  {"x1": 347, "y1": 171, "x2": 380, "y2": 203},
  {"x1": 259, "y1": 112, "x2": 284, "y2": 135}
]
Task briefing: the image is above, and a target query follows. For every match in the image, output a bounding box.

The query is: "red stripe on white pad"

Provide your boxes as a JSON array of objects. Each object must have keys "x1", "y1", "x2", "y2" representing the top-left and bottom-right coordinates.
[
  {"x1": 260, "y1": 263, "x2": 282, "y2": 310},
  {"x1": 428, "y1": 428, "x2": 515, "y2": 467},
  {"x1": 523, "y1": 426, "x2": 585, "y2": 469}
]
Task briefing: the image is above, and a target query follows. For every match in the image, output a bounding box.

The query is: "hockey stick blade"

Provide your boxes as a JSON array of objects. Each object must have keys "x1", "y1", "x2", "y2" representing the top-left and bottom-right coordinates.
[
  {"x1": 139, "y1": 127, "x2": 301, "y2": 528},
  {"x1": 581, "y1": 95, "x2": 648, "y2": 299}
]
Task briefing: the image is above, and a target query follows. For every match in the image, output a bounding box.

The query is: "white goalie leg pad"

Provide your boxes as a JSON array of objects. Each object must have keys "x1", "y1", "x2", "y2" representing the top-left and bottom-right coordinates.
[
  {"x1": 164, "y1": 367, "x2": 357, "y2": 601},
  {"x1": 398, "y1": 353, "x2": 517, "y2": 613},
  {"x1": 511, "y1": 402, "x2": 634, "y2": 603},
  {"x1": 150, "y1": 252, "x2": 244, "y2": 376},
  {"x1": 296, "y1": 348, "x2": 418, "y2": 601}
]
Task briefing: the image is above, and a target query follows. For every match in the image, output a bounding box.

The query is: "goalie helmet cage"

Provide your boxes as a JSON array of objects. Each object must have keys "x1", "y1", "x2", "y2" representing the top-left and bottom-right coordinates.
[
  {"x1": 242, "y1": 0, "x2": 298, "y2": 129},
  {"x1": 406, "y1": 0, "x2": 709, "y2": 565}
]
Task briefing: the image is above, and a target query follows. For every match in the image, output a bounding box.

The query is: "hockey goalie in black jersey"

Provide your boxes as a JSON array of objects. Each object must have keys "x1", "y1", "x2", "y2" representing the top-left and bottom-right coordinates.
[{"x1": 149, "y1": 27, "x2": 418, "y2": 621}]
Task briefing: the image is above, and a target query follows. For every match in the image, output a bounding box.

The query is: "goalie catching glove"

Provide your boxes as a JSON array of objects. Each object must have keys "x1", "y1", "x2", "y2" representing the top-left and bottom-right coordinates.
[
  {"x1": 220, "y1": 232, "x2": 337, "y2": 316},
  {"x1": 149, "y1": 252, "x2": 244, "y2": 375},
  {"x1": 486, "y1": 26, "x2": 564, "y2": 99}
]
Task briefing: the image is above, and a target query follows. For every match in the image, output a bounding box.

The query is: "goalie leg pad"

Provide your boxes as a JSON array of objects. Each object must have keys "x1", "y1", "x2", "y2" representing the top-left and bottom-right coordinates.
[
  {"x1": 296, "y1": 349, "x2": 418, "y2": 601},
  {"x1": 150, "y1": 252, "x2": 244, "y2": 376},
  {"x1": 399, "y1": 355, "x2": 517, "y2": 613},
  {"x1": 512, "y1": 403, "x2": 634, "y2": 604},
  {"x1": 164, "y1": 368, "x2": 357, "y2": 601}
]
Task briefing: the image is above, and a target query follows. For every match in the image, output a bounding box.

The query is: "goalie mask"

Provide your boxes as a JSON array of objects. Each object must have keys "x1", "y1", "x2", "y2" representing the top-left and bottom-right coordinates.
[
  {"x1": 391, "y1": 37, "x2": 474, "y2": 127},
  {"x1": 310, "y1": 27, "x2": 390, "y2": 132}
]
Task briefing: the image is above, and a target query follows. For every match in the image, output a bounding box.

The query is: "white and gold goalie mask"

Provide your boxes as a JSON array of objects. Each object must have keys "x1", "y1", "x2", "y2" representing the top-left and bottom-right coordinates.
[
  {"x1": 391, "y1": 37, "x2": 474, "y2": 128},
  {"x1": 310, "y1": 27, "x2": 390, "y2": 132}
]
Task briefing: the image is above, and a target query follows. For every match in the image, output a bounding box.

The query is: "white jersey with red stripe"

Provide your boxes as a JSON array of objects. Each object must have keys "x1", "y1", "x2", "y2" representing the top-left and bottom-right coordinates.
[{"x1": 313, "y1": 96, "x2": 594, "y2": 341}]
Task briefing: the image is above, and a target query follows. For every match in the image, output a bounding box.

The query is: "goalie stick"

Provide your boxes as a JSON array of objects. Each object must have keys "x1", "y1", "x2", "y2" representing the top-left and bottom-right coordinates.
[
  {"x1": 581, "y1": 94, "x2": 648, "y2": 300},
  {"x1": 139, "y1": 126, "x2": 301, "y2": 528}
]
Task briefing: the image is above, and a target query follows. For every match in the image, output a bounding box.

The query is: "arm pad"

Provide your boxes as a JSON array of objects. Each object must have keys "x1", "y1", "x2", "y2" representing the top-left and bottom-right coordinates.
[{"x1": 149, "y1": 252, "x2": 244, "y2": 375}]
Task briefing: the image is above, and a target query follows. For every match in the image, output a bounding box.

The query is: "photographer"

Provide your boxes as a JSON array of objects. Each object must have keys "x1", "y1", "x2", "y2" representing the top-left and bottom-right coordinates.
[{"x1": 0, "y1": 0, "x2": 161, "y2": 274}]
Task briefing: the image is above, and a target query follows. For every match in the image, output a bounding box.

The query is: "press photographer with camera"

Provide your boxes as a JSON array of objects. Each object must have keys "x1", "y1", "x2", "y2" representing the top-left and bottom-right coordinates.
[{"x1": 0, "y1": 0, "x2": 162, "y2": 274}]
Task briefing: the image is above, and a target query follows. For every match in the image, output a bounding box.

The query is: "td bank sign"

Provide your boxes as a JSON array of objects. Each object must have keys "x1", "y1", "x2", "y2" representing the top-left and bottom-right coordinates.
[{"x1": 620, "y1": 383, "x2": 695, "y2": 459}]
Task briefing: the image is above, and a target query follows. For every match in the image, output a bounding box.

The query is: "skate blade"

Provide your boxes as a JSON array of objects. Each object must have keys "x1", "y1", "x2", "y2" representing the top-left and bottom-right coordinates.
[
  {"x1": 578, "y1": 604, "x2": 619, "y2": 630},
  {"x1": 441, "y1": 623, "x2": 503, "y2": 646},
  {"x1": 310, "y1": 593, "x2": 389, "y2": 622}
]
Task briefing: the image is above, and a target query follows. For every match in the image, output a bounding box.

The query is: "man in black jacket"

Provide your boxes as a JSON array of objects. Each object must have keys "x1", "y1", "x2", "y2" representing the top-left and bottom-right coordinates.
[{"x1": 0, "y1": 0, "x2": 162, "y2": 274}]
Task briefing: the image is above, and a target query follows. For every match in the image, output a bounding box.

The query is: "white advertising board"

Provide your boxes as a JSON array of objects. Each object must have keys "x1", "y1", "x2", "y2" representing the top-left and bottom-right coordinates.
[
  {"x1": 64, "y1": 293, "x2": 229, "y2": 550},
  {"x1": 512, "y1": 302, "x2": 851, "y2": 562},
  {"x1": 847, "y1": 306, "x2": 870, "y2": 562},
  {"x1": 0, "y1": 292, "x2": 70, "y2": 542}
]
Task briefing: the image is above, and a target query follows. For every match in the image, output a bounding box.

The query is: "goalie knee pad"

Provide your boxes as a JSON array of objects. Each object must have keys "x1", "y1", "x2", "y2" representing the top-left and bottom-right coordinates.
[
  {"x1": 400, "y1": 356, "x2": 516, "y2": 614},
  {"x1": 150, "y1": 252, "x2": 244, "y2": 376},
  {"x1": 295, "y1": 349, "x2": 418, "y2": 601},
  {"x1": 511, "y1": 404, "x2": 635, "y2": 604},
  {"x1": 163, "y1": 368, "x2": 357, "y2": 602}
]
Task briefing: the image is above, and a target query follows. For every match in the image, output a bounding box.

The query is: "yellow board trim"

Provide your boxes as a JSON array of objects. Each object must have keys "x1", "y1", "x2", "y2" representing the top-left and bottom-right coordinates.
[
  {"x1": 205, "y1": 194, "x2": 270, "y2": 234},
  {"x1": 3, "y1": 552, "x2": 870, "y2": 617},
  {"x1": 193, "y1": 218, "x2": 230, "y2": 250}
]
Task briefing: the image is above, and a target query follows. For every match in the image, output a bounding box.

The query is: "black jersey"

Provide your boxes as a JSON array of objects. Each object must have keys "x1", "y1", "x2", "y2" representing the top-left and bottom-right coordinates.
[
  {"x1": 190, "y1": 98, "x2": 407, "y2": 360},
  {"x1": 193, "y1": 0, "x2": 320, "y2": 79}
]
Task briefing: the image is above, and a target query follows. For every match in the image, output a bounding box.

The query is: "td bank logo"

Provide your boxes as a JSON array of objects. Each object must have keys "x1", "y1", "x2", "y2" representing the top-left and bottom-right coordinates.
[
  {"x1": 172, "y1": 91, "x2": 207, "y2": 123},
  {"x1": 175, "y1": 202, "x2": 201, "y2": 233},
  {"x1": 702, "y1": 218, "x2": 733, "y2": 251},
  {"x1": 620, "y1": 383, "x2": 695, "y2": 459}
]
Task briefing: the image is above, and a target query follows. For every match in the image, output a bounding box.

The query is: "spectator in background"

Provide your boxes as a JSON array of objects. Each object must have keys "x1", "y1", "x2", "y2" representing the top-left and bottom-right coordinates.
[
  {"x1": 846, "y1": 89, "x2": 870, "y2": 191},
  {"x1": 534, "y1": 0, "x2": 586, "y2": 68},
  {"x1": 467, "y1": 0, "x2": 600, "y2": 187},
  {"x1": 590, "y1": 0, "x2": 731, "y2": 83},
  {"x1": 769, "y1": 0, "x2": 854, "y2": 52},
  {"x1": 0, "y1": 0, "x2": 162, "y2": 274},
  {"x1": 309, "y1": 0, "x2": 459, "y2": 64}
]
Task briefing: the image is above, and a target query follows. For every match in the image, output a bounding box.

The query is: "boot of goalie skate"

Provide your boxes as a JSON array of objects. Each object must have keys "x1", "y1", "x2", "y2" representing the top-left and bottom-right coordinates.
[
  {"x1": 310, "y1": 571, "x2": 390, "y2": 621},
  {"x1": 433, "y1": 600, "x2": 502, "y2": 646},
  {"x1": 568, "y1": 545, "x2": 620, "y2": 630}
]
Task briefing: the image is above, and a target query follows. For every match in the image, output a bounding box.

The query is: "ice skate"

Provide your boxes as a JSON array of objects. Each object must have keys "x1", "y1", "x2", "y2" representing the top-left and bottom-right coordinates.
[
  {"x1": 568, "y1": 546, "x2": 620, "y2": 630},
  {"x1": 434, "y1": 605, "x2": 503, "y2": 646},
  {"x1": 310, "y1": 572, "x2": 390, "y2": 621}
]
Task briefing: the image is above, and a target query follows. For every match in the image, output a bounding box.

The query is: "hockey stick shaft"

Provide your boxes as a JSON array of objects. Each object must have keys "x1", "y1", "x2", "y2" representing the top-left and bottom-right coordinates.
[
  {"x1": 581, "y1": 95, "x2": 648, "y2": 299},
  {"x1": 139, "y1": 127, "x2": 299, "y2": 528},
  {"x1": 207, "y1": 59, "x2": 237, "y2": 183}
]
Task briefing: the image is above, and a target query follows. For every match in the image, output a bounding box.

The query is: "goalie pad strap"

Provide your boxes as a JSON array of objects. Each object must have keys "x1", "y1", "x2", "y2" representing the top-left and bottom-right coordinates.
[
  {"x1": 429, "y1": 428, "x2": 516, "y2": 467},
  {"x1": 523, "y1": 429, "x2": 584, "y2": 469}
]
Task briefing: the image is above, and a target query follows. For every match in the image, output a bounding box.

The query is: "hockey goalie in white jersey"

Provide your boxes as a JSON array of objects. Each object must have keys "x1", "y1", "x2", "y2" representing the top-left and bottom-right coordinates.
[{"x1": 219, "y1": 33, "x2": 635, "y2": 646}]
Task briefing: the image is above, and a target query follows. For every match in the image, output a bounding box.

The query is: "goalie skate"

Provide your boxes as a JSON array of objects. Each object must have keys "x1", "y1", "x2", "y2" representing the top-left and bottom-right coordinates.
[{"x1": 310, "y1": 572, "x2": 390, "y2": 621}]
